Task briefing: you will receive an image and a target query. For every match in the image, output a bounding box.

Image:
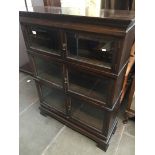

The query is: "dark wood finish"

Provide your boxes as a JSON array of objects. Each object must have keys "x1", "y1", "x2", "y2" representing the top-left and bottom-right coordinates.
[{"x1": 19, "y1": 7, "x2": 135, "y2": 151}]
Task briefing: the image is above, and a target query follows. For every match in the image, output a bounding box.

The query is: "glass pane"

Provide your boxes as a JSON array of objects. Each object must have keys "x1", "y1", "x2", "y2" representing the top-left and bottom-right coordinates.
[
  {"x1": 41, "y1": 85, "x2": 66, "y2": 113},
  {"x1": 35, "y1": 57, "x2": 62, "y2": 86},
  {"x1": 68, "y1": 69, "x2": 109, "y2": 102},
  {"x1": 67, "y1": 32, "x2": 115, "y2": 68},
  {"x1": 71, "y1": 98, "x2": 104, "y2": 131},
  {"x1": 28, "y1": 26, "x2": 62, "y2": 55}
]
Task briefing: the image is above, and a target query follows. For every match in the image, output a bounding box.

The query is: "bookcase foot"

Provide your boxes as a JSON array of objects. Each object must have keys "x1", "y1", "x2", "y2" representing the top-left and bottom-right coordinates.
[
  {"x1": 113, "y1": 125, "x2": 117, "y2": 134},
  {"x1": 97, "y1": 142, "x2": 109, "y2": 152},
  {"x1": 40, "y1": 110, "x2": 47, "y2": 117}
]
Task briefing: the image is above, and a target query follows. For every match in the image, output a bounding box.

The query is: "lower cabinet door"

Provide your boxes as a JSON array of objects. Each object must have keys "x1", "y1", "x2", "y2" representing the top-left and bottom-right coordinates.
[
  {"x1": 70, "y1": 97, "x2": 105, "y2": 132},
  {"x1": 68, "y1": 67, "x2": 113, "y2": 105},
  {"x1": 38, "y1": 83, "x2": 66, "y2": 114}
]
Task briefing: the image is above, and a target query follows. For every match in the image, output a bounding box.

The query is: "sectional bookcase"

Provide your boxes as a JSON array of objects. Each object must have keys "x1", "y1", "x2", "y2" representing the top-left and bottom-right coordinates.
[{"x1": 19, "y1": 7, "x2": 135, "y2": 151}]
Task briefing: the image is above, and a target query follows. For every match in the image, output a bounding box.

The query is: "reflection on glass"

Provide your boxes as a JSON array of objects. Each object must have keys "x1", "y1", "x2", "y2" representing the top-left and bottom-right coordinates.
[
  {"x1": 41, "y1": 85, "x2": 66, "y2": 113},
  {"x1": 71, "y1": 97, "x2": 104, "y2": 130},
  {"x1": 28, "y1": 26, "x2": 62, "y2": 54},
  {"x1": 67, "y1": 32, "x2": 114, "y2": 68},
  {"x1": 35, "y1": 57, "x2": 62, "y2": 86},
  {"x1": 69, "y1": 69, "x2": 109, "y2": 102}
]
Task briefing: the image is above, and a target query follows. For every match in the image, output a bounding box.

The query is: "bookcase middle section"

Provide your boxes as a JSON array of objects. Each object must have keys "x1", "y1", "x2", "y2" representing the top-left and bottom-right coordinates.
[
  {"x1": 66, "y1": 66, "x2": 117, "y2": 108},
  {"x1": 29, "y1": 51, "x2": 122, "y2": 109}
]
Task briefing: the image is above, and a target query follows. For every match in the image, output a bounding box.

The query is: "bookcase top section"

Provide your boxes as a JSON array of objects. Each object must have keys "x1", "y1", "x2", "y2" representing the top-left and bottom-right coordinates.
[
  {"x1": 19, "y1": 6, "x2": 134, "y2": 20},
  {"x1": 19, "y1": 6, "x2": 134, "y2": 30}
]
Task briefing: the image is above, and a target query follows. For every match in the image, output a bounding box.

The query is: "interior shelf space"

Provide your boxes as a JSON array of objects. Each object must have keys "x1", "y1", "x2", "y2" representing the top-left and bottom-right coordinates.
[
  {"x1": 66, "y1": 32, "x2": 116, "y2": 69},
  {"x1": 27, "y1": 25, "x2": 62, "y2": 55},
  {"x1": 68, "y1": 68, "x2": 110, "y2": 103},
  {"x1": 40, "y1": 84, "x2": 66, "y2": 114},
  {"x1": 34, "y1": 56, "x2": 63, "y2": 86},
  {"x1": 71, "y1": 97, "x2": 105, "y2": 131}
]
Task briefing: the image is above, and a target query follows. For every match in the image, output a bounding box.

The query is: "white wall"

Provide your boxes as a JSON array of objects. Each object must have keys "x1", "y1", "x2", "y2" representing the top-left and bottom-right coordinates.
[
  {"x1": 19, "y1": 26, "x2": 29, "y2": 67},
  {"x1": 19, "y1": 0, "x2": 44, "y2": 67},
  {"x1": 19, "y1": 0, "x2": 30, "y2": 67}
]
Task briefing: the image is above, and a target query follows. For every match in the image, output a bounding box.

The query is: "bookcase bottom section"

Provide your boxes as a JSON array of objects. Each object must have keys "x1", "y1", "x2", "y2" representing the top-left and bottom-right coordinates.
[{"x1": 39, "y1": 105, "x2": 118, "y2": 152}]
